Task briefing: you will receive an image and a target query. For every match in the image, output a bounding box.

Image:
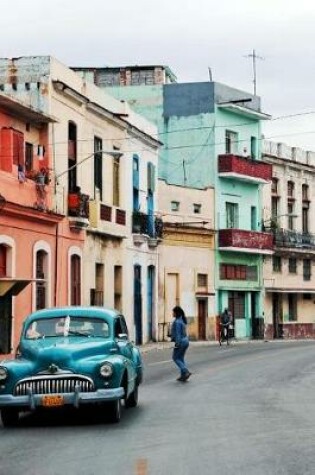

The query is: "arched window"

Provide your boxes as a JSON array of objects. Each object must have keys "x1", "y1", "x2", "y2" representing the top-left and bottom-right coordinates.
[
  {"x1": 70, "y1": 254, "x2": 81, "y2": 305},
  {"x1": 0, "y1": 245, "x2": 7, "y2": 277},
  {"x1": 36, "y1": 250, "x2": 48, "y2": 310}
]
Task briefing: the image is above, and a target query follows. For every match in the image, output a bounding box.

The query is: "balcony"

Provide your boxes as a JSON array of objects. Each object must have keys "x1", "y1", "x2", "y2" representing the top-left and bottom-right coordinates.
[
  {"x1": 67, "y1": 191, "x2": 89, "y2": 229},
  {"x1": 132, "y1": 212, "x2": 163, "y2": 246},
  {"x1": 218, "y1": 154, "x2": 272, "y2": 184},
  {"x1": 218, "y1": 229, "x2": 274, "y2": 254},
  {"x1": 88, "y1": 201, "x2": 127, "y2": 239},
  {"x1": 273, "y1": 229, "x2": 315, "y2": 251}
]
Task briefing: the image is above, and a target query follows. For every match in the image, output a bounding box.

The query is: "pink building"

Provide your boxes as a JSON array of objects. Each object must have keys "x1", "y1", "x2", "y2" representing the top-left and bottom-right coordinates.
[{"x1": 0, "y1": 94, "x2": 85, "y2": 357}]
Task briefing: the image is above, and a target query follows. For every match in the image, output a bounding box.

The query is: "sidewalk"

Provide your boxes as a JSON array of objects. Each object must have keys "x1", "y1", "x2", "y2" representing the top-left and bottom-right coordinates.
[{"x1": 139, "y1": 338, "x2": 315, "y2": 353}]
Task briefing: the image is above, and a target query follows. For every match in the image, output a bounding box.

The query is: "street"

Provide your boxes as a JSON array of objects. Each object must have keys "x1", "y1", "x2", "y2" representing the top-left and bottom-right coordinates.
[{"x1": 1, "y1": 341, "x2": 315, "y2": 475}]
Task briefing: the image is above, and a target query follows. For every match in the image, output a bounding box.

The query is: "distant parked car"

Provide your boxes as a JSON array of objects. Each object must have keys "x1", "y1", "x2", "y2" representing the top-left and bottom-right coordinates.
[{"x1": 0, "y1": 307, "x2": 143, "y2": 427}]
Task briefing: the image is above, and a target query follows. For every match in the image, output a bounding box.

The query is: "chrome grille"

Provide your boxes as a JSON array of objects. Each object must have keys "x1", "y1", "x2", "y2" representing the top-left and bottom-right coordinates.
[{"x1": 14, "y1": 376, "x2": 94, "y2": 396}]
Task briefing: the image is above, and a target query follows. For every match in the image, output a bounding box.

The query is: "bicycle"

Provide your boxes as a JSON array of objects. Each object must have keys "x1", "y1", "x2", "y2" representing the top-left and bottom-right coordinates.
[{"x1": 219, "y1": 323, "x2": 230, "y2": 346}]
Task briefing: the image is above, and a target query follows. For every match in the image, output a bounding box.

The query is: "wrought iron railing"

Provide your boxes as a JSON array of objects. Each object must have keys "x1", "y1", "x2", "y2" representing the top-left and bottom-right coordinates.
[
  {"x1": 132, "y1": 212, "x2": 163, "y2": 238},
  {"x1": 273, "y1": 229, "x2": 315, "y2": 249}
]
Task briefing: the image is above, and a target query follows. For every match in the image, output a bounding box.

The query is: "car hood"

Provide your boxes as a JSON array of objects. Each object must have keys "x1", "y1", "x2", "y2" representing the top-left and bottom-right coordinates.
[{"x1": 20, "y1": 337, "x2": 114, "y2": 371}]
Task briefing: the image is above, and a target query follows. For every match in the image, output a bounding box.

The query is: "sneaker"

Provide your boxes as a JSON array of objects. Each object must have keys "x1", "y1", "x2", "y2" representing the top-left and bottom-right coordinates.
[
  {"x1": 183, "y1": 371, "x2": 192, "y2": 381},
  {"x1": 177, "y1": 376, "x2": 185, "y2": 381}
]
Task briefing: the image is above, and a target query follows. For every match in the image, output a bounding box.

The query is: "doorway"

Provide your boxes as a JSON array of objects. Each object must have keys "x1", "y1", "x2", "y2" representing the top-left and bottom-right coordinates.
[
  {"x1": 0, "y1": 294, "x2": 12, "y2": 354},
  {"x1": 272, "y1": 293, "x2": 283, "y2": 338},
  {"x1": 197, "y1": 299, "x2": 207, "y2": 340},
  {"x1": 147, "y1": 265, "x2": 155, "y2": 341},
  {"x1": 134, "y1": 265, "x2": 142, "y2": 345}
]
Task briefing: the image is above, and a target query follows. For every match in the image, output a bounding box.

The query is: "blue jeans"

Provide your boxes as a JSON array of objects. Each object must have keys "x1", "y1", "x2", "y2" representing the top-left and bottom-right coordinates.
[{"x1": 172, "y1": 337, "x2": 189, "y2": 376}]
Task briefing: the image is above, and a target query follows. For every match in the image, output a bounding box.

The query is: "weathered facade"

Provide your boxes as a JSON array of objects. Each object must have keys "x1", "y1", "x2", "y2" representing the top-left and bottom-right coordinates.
[
  {"x1": 0, "y1": 93, "x2": 85, "y2": 356},
  {"x1": 0, "y1": 57, "x2": 161, "y2": 345},
  {"x1": 76, "y1": 65, "x2": 272, "y2": 340},
  {"x1": 262, "y1": 140, "x2": 315, "y2": 338},
  {"x1": 157, "y1": 180, "x2": 215, "y2": 340}
]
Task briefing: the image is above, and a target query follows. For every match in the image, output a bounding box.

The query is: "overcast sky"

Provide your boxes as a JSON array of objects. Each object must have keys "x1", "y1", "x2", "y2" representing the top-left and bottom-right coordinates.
[{"x1": 2, "y1": 0, "x2": 315, "y2": 150}]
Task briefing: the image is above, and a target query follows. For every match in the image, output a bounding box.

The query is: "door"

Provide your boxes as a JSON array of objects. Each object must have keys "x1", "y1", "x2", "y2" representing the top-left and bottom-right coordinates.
[
  {"x1": 134, "y1": 265, "x2": 142, "y2": 345},
  {"x1": 272, "y1": 293, "x2": 283, "y2": 338},
  {"x1": 147, "y1": 266, "x2": 155, "y2": 341},
  {"x1": 197, "y1": 299, "x2": 207, "y2": 340},
  {"x1": 0, "y1": 294, "x2": 12, "y2": 354}
]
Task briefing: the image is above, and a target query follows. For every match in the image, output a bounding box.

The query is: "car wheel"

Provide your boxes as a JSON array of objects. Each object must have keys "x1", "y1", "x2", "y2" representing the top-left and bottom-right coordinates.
[
  {"x1": 107, "y1": 399, "x2": 121, "y2": 423},
  {"x1": 1, "y1": 408, "x2": 19, "y2": 428},
  {"x1": 125, "y1": 384, "x2": 139, "y2": 408}
]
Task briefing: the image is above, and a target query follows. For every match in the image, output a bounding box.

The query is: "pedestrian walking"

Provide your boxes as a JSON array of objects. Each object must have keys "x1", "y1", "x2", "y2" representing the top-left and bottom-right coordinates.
[
  {"x1": 171, "y1": 306, "x2": 191, "y2": 382},
  {"x1": 219, "y1": 308, "x2": 232, "y2": 346}
]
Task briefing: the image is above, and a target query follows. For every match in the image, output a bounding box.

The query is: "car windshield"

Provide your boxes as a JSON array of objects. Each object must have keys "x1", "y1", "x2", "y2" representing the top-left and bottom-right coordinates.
[{"x1": 25, "y1": 316, "x2": 110, "y2": 339}]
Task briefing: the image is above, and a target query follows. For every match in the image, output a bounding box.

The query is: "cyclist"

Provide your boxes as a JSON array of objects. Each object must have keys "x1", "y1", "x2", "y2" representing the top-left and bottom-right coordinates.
[{"x1": 219, "y1": 308, "x2": 232, "y2": 346}]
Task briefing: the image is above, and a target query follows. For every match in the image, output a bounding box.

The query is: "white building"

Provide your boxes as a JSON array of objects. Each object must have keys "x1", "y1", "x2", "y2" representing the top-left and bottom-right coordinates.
[{"x1": 262, "y1": 140, "x2": 315, "y2": 338}]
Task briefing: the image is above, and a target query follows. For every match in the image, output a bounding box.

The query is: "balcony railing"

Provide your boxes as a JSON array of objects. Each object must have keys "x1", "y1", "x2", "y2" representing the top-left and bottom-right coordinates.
[
  {"x1": 68, "y1": 191, "x2": 89, "y2": 219},
  {"x1": 273, "y1": 229, "x2": 315, "y2": 250},
  {"x1": 219, "y1": 229, "x2": 273, "y2": 251},
  {"x1": 218, "y1": 154, "x2": 272, "y2": 183},
  {"x1": 132, "y1": 212, "x2": 163, "y2": 238}
]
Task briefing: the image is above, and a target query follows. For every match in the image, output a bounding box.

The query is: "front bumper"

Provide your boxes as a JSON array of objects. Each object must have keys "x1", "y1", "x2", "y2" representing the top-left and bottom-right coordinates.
[{"x1": 0, "y1": 387, "x2": 124, "y2": 410}]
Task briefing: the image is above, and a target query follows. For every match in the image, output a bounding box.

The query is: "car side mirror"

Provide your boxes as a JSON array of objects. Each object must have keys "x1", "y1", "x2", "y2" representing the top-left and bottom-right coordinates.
[{"x1": 117, "y1": 333, "x2": 128, "y2": 340}]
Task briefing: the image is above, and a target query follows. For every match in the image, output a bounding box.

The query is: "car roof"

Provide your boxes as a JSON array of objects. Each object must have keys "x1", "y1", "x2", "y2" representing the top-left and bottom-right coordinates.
[{"x1": 24, "y1": 306, "x2": 120, "y2": 324}]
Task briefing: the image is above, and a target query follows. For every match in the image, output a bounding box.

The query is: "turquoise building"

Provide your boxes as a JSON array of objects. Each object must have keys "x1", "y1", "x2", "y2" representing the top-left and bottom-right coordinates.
[{"x1": 74, "y1": 66, "x2": 272, "y2": 339}]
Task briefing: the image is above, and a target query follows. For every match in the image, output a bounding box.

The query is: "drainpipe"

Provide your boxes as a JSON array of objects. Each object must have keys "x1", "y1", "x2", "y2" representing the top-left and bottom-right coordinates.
[{"x1": 54, "y1": 223, "x2": 59, "y2": 306}]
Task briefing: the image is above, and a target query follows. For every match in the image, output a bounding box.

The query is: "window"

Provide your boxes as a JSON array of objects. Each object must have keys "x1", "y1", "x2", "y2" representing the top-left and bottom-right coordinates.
[
  {"x1": 225, "y1": 130, "x2": 238, "y2": 154},
  {"x1": 226, "y1": 202, "x2": 239, "y2": 229},
  {"x1": 287, "y1": 202, "x2": 295, "y2": 231},
  {"x1": 273, "y1": 256, "x2": 282, "y2": 272},
  {"x1": 193, "y1": 204, "x2": 201, "y2": 214},
  {"x1": 0, "y1": 245, "x2": 7, "y2": 277},
  {"x1": 91, "y1": 263, "x2": 104, "y2": 306},
  {"x1": 302, "y1": 208, "x2": 309, "y2": 234},
  {"x1": 287, "y1": 181, "x2": 294, "y2": 198},
  {"x1": 94, "y1": 137, "x2": 103, "y2": 201},
  {"x1": 13, "y1": 130, "x2": 24, "y2": 166},
  {"x1": 251, "y1": 206, "x2": 257, "y2": 231},
  {"x1": 288, "y1": 294, "x2": 297, "y2": 321},
  {"x1": 271, "y1": 178, "x2": 278, "y2": 195},
  {"x1": 302, "y1": 184, "x2": 309, "y2": 201},
  {"x1": 271, "y1": 197, "x2": 279, "y2": 220},
  {"x1": 36, "y1": 250, "x2": 47, "y2": 310},
  {"x1": 197, "y1": 273, "x2": 208, "y2": 288},
  {"x1": 70, "y1": 255, "x2": 81, "y2": 305},
  {"x1": 303, "y1": 259, "x2": 311, "y2": 281},
  {"x1": 288, "y1": 258, "x2": 297, "y2": 274},
  {"x1": 250, "y1": 136, "x2": 257, "y2": 159},
  {"x1": 220, "y1": 264, "x2": 247, "y2": 280},
  {"x1": 68, "y1": 122, "x2": 77, "y2": 192},
  {"x1": 25, "y1": 143, "x2": 33, "y2": 172},
  {"x1": 113, "y1": 155, "x2": 120, "y2": 207},
  {"x1": 171, "y1": 201, "x2": 180, "y2": 212}
]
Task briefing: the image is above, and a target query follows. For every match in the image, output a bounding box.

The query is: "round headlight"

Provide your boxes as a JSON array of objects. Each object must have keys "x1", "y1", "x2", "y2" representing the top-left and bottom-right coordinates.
[
  {"x1": 0, "y1": 367, "x2": 8, "y2": 381},
  {"x1": 100, "y1": 363, "x2": 113, "y2": 378}
]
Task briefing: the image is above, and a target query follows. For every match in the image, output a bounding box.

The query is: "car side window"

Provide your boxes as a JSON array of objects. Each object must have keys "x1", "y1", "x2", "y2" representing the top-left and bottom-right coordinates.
[
  {"x1": 114, "y1": 319, "x2": 123, "y2": 338},
  {"x1": 120, "y1": 316, "x2": 129, "y2": 336}
]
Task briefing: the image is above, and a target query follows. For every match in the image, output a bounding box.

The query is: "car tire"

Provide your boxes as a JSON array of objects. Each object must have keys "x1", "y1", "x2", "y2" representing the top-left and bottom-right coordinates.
[
  {"x1": 107, "y1": 399, "x2": 122, "y2": 423},
  {"x1": 1, "y1": 408, "x2": 19, "y2": 428},
  {"x1": 125, "y1": 384, "x2": 139, "y2": 408}
]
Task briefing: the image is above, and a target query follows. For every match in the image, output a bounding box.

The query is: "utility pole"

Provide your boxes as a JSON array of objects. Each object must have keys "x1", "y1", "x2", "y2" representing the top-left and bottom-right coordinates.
[{"x1": 244, "y1": 49, "x2": 264, "y2": 96}]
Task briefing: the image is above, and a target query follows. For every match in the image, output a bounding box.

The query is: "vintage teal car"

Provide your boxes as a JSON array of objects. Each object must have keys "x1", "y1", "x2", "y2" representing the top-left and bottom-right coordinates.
[{"x1": 0, "y1": 307, "x2": 143, "y2": 427}]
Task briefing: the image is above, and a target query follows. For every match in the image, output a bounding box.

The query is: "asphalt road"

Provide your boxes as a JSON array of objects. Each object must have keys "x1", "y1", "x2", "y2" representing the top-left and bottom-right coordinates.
[{"x1": 1, "y1": 341, "x2": 315, "y2": 475}]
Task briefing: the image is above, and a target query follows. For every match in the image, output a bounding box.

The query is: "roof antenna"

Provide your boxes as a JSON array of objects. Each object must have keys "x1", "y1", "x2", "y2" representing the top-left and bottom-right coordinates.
[
  {"x1": 244, "y1": 49, "x2": 265, "y2": 95},
  {"x1": 208, "y1": 67, "x2": 213, "y2": 82}
]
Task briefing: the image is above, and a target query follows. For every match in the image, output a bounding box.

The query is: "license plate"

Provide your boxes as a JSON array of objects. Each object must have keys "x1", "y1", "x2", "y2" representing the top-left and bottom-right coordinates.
[{"x1": 41, "y1": 395, "x2": 64, "y2": 407}]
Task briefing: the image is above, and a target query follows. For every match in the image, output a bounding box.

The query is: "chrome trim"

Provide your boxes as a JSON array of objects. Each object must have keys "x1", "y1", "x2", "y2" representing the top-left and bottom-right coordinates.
[{"x1": 13, "y1": 374, "x2": 94, "y2": 396}]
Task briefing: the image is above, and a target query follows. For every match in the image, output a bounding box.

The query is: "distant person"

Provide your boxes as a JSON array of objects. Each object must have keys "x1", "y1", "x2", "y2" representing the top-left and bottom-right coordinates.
[
  {"x1": 171, "y1": 306, "x2": 191, "y2": 382},
  {"x1": 219, "y1": 308, "x2": 232, "y2": 346}
]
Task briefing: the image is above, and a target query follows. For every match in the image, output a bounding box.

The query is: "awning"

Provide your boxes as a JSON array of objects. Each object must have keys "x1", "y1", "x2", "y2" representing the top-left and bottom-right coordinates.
[{"x1": 0, "y1": 279, "x2": 33, "y2": 297}]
